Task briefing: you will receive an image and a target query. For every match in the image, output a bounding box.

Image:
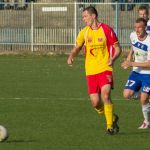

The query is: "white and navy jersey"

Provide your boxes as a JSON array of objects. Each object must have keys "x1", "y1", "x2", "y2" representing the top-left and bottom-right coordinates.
[
  {"x1": 147, "y1": 19, "x2": 150, "y2": 35},
  {"x1": 130, "y1": 32, "x2": 150, "y2": 74}
]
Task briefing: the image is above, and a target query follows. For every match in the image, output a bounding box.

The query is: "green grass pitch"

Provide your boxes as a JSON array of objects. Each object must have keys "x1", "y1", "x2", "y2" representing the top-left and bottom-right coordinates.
[{"x1": 0, "y1": 55, "x2": 150, "y2": 150}]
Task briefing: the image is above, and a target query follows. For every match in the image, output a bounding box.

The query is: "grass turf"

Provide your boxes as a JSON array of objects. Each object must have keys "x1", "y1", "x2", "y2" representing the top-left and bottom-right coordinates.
[{"x1": 0, "y1": 55, "x2": 150, "y2": 150}]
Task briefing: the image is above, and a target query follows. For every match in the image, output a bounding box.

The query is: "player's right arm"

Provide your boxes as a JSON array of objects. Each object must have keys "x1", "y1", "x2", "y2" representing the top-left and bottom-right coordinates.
[
  {"x1": 126, "y1": 32, "x2": 134, "y2": 62},
  {"x1": 126, "y1": 48, "x2": 134, "y2": 61},
  {"x1": 67, "y1": 27, "x2": 87, "y2": 65},
  {"x1": 67, "y1": 45, "x2": 82, "y2": 65},
  {"x1": 121, "y1": 32, "x2": 134, "y2": 69},
  {"x1": 121, "y1": 49, "x2": 134, "y2": 69}
]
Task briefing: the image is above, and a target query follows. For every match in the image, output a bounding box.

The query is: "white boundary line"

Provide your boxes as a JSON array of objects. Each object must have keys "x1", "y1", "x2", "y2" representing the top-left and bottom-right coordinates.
[{"x1": 0, "y1": 97, "x2": 125, "y2": 101}]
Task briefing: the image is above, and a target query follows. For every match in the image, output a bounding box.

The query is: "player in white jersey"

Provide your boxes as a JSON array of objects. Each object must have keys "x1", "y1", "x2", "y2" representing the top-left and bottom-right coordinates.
[
  {"x1": 122, "y1": 18, "x2": 150, "y2": 129},
  {"x1": 131, "y1": 5, "x2": 150, "y2": 100},
  {"x1": 138, "y1": 5, "x2": 150, "y2": 34},
  {"x1": 147, "y1": 19, "x2": 150, "y2": 34}
]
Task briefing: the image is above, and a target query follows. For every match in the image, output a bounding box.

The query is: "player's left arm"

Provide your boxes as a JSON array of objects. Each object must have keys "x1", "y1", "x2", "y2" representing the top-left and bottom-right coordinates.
[
  {"x1": 127, "y1": 60, "x2": 150, "y2": 68},
  {"x1": 108, "y1": 42, "x2": 122, "y2": 66},
  {"x1": 112, "y1": 42, "x2": 122, "y2": 61},
  {"x1": 106, "y1": 26, "x2": 122, "y2": 66}
]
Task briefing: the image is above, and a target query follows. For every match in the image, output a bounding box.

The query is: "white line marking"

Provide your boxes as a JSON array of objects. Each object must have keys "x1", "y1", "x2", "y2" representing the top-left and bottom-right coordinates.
[{"x1": 0, "y1": 97, "x2": 125, "y2": 101}]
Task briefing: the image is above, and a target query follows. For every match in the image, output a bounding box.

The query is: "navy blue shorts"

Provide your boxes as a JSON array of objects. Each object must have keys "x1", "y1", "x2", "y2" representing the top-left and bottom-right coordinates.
[{"x1": 124, "y1": 71, "x2": 150, "y2": 94}]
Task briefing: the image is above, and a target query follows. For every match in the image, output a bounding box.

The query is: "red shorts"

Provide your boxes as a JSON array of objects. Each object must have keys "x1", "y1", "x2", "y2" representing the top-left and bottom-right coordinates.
[{"x1": 86, "y1": 71, "x2": 113, "y2": 94}]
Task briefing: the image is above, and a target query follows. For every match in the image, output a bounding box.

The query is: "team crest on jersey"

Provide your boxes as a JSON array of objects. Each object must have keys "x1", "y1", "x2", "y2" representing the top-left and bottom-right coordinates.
[
  {"x1": 98, "y1": 37, "x2": 103, "y2": 42},
  {"x1": 88, "y1": 37, "x2": 92, "y2": 43}
]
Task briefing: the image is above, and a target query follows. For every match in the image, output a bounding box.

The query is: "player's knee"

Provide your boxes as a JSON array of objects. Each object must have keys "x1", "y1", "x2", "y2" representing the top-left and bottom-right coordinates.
[
  {"x1": 90, "y1": 99, "x2": 99, "y2": 108},
  {"x1": 90, "y1": 94, "x2": 100, "y2": 108},
  {"x1": 101, "y1": 94, "x2": 110, "y2": 103},
  {"x1": 92, "y1": 101, "x2": 101, "y2": 108},
  {"x1": 123, "y1": 92, "x2": 131, "y2": 99}
]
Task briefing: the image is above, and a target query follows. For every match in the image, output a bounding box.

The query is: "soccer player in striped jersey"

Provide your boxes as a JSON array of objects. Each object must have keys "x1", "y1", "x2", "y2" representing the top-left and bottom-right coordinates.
[
  {"x1": 67, "y1": 6, "x2": 122, "y2": 135},
  {"x1": 122, "y1": 18, "x2": 150, "y2": 129}
]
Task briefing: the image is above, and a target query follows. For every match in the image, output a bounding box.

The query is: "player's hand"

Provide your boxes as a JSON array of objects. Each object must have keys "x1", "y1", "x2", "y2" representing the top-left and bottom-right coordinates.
[
  {"x1": 108, "y1": 58, "x2": 113, "y2": 67},
  {"x1": 121, "y1": 60, "x2": 131, "y2": 69},
  {"x1": 67, "y1": 56, "x2": 74, "y2": 66}
]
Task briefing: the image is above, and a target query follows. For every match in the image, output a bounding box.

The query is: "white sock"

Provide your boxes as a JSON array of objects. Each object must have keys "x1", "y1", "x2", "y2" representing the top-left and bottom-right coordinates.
[{"x1": 142, "y1": 103, "x2": 150, "y2": 125}]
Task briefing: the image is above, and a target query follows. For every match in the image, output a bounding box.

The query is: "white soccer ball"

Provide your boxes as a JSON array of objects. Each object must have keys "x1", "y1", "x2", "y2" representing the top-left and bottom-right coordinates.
[{"x1": 0, "y1": 125, "x2": 8, "y2": 142}]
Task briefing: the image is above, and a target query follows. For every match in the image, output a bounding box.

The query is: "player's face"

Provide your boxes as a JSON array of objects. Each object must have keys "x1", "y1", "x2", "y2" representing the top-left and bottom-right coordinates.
[
  {"x1": 138, "y1": 10, "x2": 148, "y2": 21},
  {"x1": 82, "y1": 10, "x2": 95, "y2": 26},
  {"x1": 134, "y1": 22, "x2": 147, "y2": 38}
]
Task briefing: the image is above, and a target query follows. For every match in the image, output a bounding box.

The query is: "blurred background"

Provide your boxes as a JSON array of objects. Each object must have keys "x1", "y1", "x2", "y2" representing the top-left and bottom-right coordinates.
[{"x1": 0, "y1": 0, "x2": 149, "y2": 54}]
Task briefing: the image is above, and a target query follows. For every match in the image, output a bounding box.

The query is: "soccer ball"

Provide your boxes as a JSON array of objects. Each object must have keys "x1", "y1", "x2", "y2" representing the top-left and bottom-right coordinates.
[{"x1": 0, "y1": 125, "x2": 8, "y2": 142}]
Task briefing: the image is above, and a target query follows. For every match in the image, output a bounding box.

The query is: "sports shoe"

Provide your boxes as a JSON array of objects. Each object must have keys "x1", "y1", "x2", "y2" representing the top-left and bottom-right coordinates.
[
  {"x1": 113, "y1": 114, "x2": 119, "y2": 134},
  {"x1": 130, "y1": 92, "x2": 139, "y2": 100},
  {"x1": 106, "y1": 114, "x2": 119, "y2": 135},
  {"x1": 106, "y1": 128, "x2": 114, "y2": 135},
  {"x1": 138, "y1": 121, "x2": 150, "y2": 129}
]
